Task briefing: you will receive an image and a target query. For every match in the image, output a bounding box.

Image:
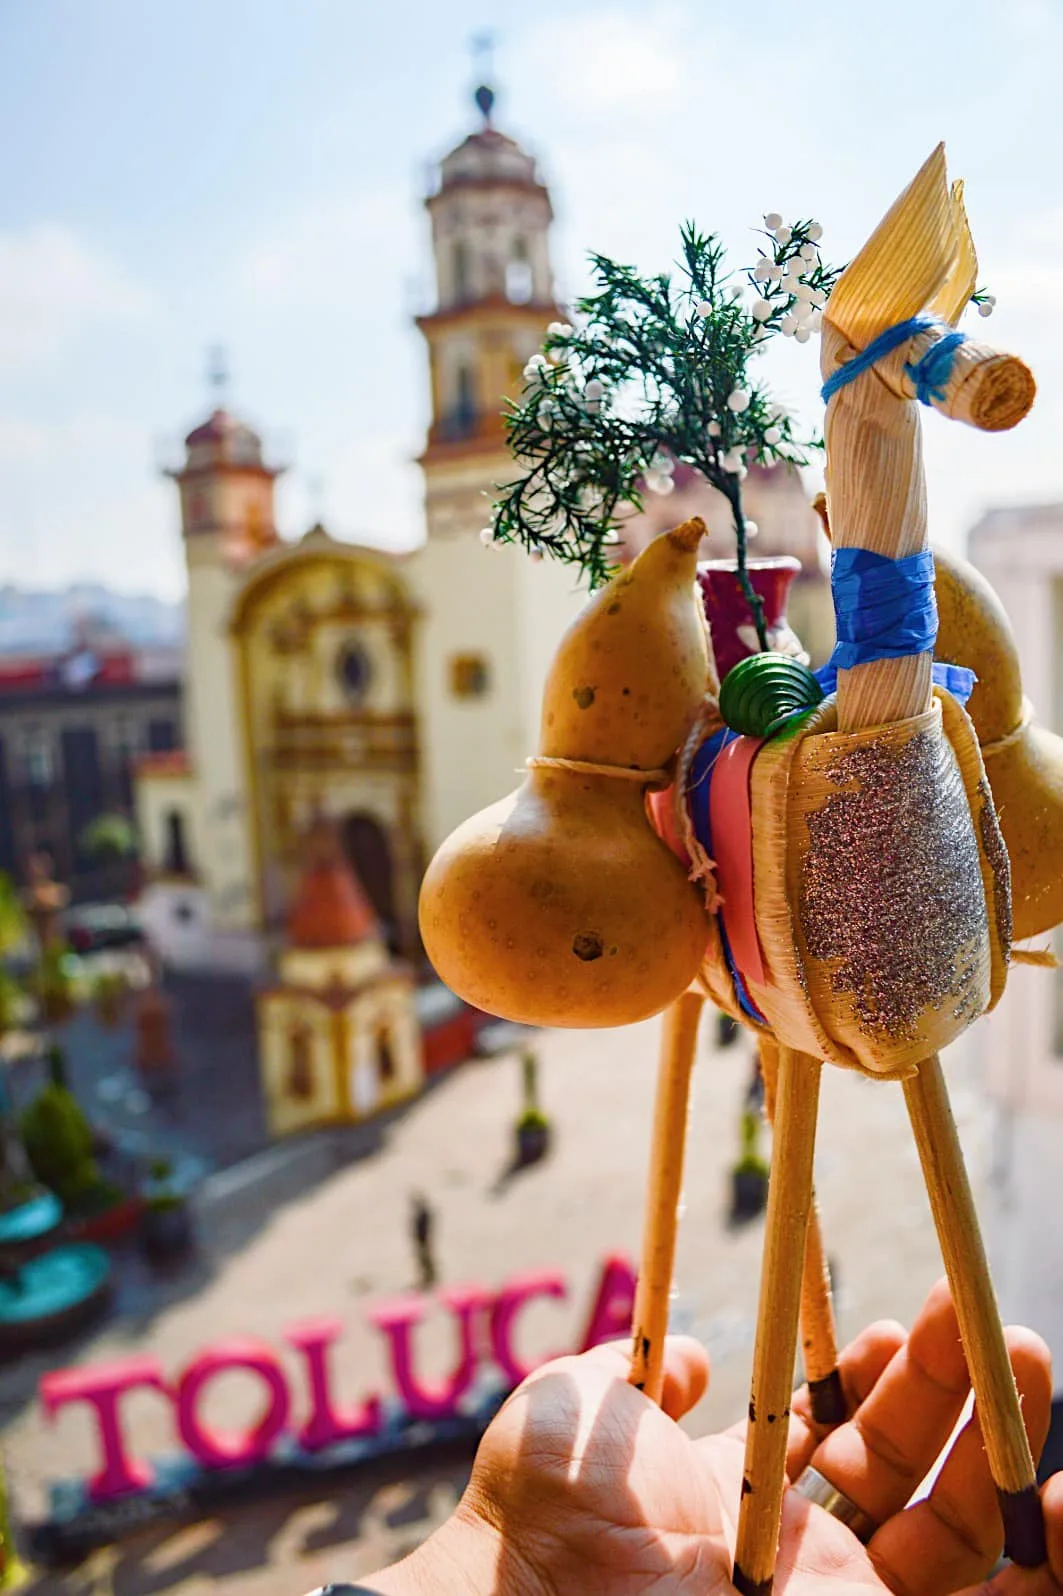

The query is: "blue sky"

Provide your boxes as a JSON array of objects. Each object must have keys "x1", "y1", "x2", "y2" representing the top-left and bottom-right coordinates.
[{"x1": 2, "y1": 0, "x2": 1062, "y2": 599}]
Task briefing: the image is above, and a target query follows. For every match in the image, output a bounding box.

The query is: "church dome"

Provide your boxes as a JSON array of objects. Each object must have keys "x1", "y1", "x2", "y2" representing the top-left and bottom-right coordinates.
[
  {"x1": 287, "y1": 822, "x2": 380, "y2": 949},
  {"x1": 439, "y1": 126, "x2": 540, "y2": 190},
  {"x1": 183, "y1": 409, "x2": 265, "y2": 468}
]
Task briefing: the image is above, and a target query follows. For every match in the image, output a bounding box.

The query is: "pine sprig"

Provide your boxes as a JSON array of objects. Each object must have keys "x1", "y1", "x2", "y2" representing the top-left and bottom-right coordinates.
[{"x1": 489, "y1": 216, "x2": 841, "y2": 649}]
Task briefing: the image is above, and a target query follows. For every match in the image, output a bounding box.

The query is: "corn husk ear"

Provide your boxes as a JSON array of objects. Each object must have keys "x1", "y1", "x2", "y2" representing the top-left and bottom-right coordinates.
[
  {"x1": 929, "y1": 180, "x2": 978, "y2": 327},
  {"x1": 826, "y1": 144, "x2": 957, "y2": 348}
]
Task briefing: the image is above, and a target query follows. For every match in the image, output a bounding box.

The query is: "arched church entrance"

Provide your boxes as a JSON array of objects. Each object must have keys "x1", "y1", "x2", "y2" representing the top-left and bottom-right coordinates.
[{"x1": 340, "y1": 813, "x2": 398, "y2": 953}]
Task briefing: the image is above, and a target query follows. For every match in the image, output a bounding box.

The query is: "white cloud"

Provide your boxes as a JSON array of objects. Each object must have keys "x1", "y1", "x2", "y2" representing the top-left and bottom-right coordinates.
[{"x1": 0, "y1": 224, "x2": 152, "y2": 365}]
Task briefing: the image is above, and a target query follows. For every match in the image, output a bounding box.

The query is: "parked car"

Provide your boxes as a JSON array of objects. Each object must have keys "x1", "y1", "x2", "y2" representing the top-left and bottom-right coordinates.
[{"x1": 60, "y1": 903, "x2": 144, "y2": 955}]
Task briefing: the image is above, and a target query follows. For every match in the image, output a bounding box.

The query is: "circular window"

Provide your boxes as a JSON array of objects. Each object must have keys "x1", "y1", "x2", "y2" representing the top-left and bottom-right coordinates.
[{"x1": 337, "y1": 642, "x2": 372, "y2": 701}]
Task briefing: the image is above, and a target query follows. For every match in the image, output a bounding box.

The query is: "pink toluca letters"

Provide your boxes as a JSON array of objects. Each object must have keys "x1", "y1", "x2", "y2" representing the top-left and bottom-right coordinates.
[{"x1": 39, "y1": 1255, "x2": 637, "y2": 1500}]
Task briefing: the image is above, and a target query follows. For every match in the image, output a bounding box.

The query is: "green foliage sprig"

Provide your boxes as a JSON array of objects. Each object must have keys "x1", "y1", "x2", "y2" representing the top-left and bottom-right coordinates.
[{"x1": 489, "y1": 217, "x2": 841, "y2": 648}]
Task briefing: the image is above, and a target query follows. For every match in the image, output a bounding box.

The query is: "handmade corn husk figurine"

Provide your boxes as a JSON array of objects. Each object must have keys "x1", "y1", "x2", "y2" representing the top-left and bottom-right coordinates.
[
  {"x1": 418, "y1": 147, "x2": 1051, "y2": 1593},
  {"x1": 685, "y1": 146, "x2": 1044, "y2": 1592}
]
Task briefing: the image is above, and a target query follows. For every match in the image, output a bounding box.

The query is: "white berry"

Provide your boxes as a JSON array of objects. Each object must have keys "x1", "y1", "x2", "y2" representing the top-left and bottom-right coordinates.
[
  {"x1": 707, "y1": 419, "x2": 722, "y2": 437},
  {"x1": 807, "y1": 223, "x2": 823, "y2": 242},
  {"x1": 764, "y1": 425, "x2": 781, "y2": 445},
  {"x1": 728, "y1": 388, "x2": 751, "y2": 412},
  {"x1": 764, "y1": 212, "x2": 783, "y2": 231}
]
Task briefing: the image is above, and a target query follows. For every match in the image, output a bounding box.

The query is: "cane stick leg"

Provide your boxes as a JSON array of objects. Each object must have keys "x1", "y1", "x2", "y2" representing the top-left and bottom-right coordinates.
[
  {"x1": 760, "y1": 1039, "x2": 845, "y2": 1427},
  {"x1": 629, "y1": 989, "x2": 705, "y2": 1403},
  {"x1": 903, "y1": 1053, "x2": 1046, "y2": 1567},
  {"x1": 734, "y1": 1048, "x2": 822, "y2": 1596},
  {"x1": 799, "y1": 1184, "x2": 846, "y2": 1425}
]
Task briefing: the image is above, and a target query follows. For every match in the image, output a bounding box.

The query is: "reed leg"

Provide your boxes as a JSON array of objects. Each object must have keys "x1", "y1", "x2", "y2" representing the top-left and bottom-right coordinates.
[
  {"x1": 733, "y1": 1048, "x2": 822, "y2": 1596},
  {"x1": 628, "y1": 989, "x2": 705, "y2": 1403},
  {"x1": 903, "y1": 1053, "x2": 1046, "y2": 1568},
  {"x1": 760, "y1": 1039, "x2": 845, "y2": 1427},
  {"x1": 800, "y1": 1185, "x2": 846, "y2": 1425}
]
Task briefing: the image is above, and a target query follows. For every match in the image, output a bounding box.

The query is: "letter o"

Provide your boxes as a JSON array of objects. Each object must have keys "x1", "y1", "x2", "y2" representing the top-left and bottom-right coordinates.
[{"x1": 176, "y1": 1339, "x2": 290, "y2": 1469}]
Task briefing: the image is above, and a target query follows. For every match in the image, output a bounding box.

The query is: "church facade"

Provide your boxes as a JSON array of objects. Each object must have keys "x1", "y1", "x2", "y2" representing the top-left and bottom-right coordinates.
[
  {"x1": 136, "y1": 93, "x2": 584, "y2": 973},
  {"x1": 136, "y1": 88, "x2": 829, "y2": 976}
]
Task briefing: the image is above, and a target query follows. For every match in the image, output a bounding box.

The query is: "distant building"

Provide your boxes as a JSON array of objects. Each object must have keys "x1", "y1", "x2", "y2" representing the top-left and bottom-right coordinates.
[
  {"x1": 967, "y1": 502, "x2": 1063, "y2": 1375},
  {"x1": 0, "y1": 634, "x2": 181, "y2": 901}
]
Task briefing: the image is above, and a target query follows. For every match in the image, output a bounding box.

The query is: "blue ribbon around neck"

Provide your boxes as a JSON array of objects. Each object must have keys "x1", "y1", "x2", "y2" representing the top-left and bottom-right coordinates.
[
  {"x1": 821, "y1": 313, "x2": 967, "y2": 406},
  {"x1": 827, "y1": 546, "x2": 939, "y2": 673}
]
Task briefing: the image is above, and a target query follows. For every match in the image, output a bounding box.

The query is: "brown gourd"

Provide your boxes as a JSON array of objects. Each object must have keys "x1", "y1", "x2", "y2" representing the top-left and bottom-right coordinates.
[
  {"x1": 419, "y1": 518, "x2": 712, "y2": 1027},
  {"x1": 934, "y1": 544, "x2": 1063, "y2": 942}
]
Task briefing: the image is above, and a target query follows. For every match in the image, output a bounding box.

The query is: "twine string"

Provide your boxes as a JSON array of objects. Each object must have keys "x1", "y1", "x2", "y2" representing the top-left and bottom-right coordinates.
[
  {"x1": 980, "y1": 699, "x2": 1034, "y2": 757},
  {"x1": 524, "y1": 754, "x2": 672, "y2": 786}
]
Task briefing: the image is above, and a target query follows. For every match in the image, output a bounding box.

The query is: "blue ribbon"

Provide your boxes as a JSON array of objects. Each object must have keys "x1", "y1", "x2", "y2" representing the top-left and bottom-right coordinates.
[
  {"x1": 821, "y1": 314, "x2": 967, "y2": 406},
  {"x1": 827, "y1": 546, "x2": 938, "y2": 672}
]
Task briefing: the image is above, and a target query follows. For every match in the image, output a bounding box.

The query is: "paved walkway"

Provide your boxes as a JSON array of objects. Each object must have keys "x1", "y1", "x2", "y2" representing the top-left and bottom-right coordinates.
[{"x1": 7, "y1": 1013, "x2": 988, "y2": 1596}]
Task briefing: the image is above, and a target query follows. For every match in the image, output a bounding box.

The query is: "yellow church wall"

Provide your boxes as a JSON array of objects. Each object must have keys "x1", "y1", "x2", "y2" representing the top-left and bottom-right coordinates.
[
  {"x1": 136, "y1": 769, "x2": 202, "y2": 880},
  {"x1": 280, "y1": 940, "x2": 389, "y2": 993},
  {"x1": 257, "y1": 991, "x2": 342, "y2": 1137},
  {"x1": 230, "y1": 540, "x2": 422, "y2": 942},
  {"x1": 345, "y1": 977, "x2": 423, "y2": 1118},
  {"x1": 184, "y1": 543, "x2": 256, "y2": 933},
  {"x1": 405, "y1": 451, "x2": 585, "y2": 853}
]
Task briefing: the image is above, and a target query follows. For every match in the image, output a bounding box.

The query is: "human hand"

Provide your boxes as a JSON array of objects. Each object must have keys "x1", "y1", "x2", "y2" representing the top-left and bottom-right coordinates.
[{"x1": 370, "y1": 1278, "x2": 1060, "y2": 1596}]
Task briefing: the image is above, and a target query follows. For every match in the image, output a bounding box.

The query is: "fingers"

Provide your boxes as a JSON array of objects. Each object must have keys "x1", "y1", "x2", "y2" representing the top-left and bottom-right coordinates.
[
  {"x1": 804, "y1": 1278, "x2": 973, "y2": 1526},
  {"x1": 866, "y1": 1325, "x2": 1053, "y2": 1596},
  {"x1": 571, "y1": 1335, "x2": 711, "y2": 1421},
  {"x1": 1043, "y1": 1470, "x2": 1063, "y2": 1584},
  {"x1": 786, "y1": 1317, "x2": 908, "y2": 1478}
]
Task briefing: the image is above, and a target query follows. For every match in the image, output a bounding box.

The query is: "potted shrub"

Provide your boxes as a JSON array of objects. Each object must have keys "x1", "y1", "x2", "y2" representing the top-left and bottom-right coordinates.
[
  {"x1": 729, "y1": 1107, "x2": 770, "y2": 1223},
  {"x1": 139, "y1": 1158, "x2": 194, "y2": 1263},
  {"x1": 92, "y1": 970, "x2": 128, "y2": 1029},
  {"x1": 18, "y1": 1050, "x2": 136, "y2": 1240},
  {"x1": 514, "y1": 1050, "x2": 551, "y2": 1168}
]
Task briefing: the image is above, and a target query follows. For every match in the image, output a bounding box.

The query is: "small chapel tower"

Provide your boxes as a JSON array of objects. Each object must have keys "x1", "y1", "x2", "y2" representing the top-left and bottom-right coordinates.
[
  {"x1": 137, "y1": 379, "x2": 287, "y2": 972},
  {"x1": 407, "y1": 83, "x2": 584, "y2": 850}
]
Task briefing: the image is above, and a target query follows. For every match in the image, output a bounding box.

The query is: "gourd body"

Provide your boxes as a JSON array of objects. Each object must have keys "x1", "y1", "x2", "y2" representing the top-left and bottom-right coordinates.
[
  {"x1": 420, "y1": 769, "x2": 708, "y2": 1027},
  {"x1": 419, "y1": 519, "x2": 711, "y2": 1028},
  {"x1": 935, "y1": 545, "x2": 1063, "y2": 941}
]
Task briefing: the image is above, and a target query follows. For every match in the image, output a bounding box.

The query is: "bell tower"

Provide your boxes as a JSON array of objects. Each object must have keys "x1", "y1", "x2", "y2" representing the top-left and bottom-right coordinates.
[
  {"x1": 417, "y1": 82, "x2": 557, "y2": 526},
  {"x1": 168, "y1": 353, "x2": 283, "y2": 569},
  {"x1": 408, "y1": 83, "x2": 584, "y2": 853}
]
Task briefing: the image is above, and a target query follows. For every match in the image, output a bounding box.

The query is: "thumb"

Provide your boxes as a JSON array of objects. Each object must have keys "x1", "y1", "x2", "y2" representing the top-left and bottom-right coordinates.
[{"x1": 581, "y1": 1335, "x2": 711, "y2": 1421}]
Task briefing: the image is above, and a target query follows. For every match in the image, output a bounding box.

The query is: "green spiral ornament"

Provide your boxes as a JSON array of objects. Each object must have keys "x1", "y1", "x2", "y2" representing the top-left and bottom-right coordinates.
[{"x1": 718, "y1": 653, "x2": 825, "y2": 739}]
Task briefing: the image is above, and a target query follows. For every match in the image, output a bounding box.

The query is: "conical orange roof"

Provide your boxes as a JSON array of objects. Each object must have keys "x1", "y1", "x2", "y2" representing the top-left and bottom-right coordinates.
[{"x1": 287, "y1": 821, "x2": 380, "y2": 949}]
